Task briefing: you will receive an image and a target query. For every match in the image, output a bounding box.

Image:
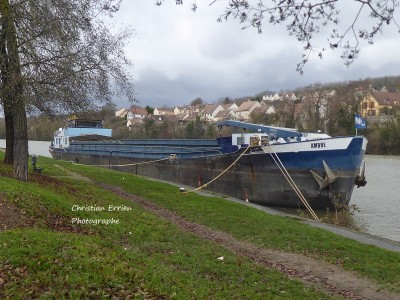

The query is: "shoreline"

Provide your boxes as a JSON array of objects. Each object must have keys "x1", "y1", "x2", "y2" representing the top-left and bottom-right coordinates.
[{"x1": 148, "y1": 177, "x2": 400, "y2": 252}]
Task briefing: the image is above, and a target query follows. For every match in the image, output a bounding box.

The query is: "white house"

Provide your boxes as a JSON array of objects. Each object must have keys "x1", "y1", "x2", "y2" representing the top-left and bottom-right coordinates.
[
  {"x1": 221, "y1": 103, "x2": 238, "y2": 111},
  {"x1": 126, "y1": 107, "x2": 148, "y2": 127},
  {"x1": 266, "y1": 105, "x2": 276, "y2": 115},
  {"x1": 262, "y1": 93, "x2": 281, "y2": 101},
  {"x1": 115, "y1": 108, "x2": 127, "y2": 118},
  {"x1": 235, "y1": 100, "x2": 261, "y2": 121},
  {"x1": 127, "y1": 107, "x2": 147, "y2": 120},
  {"x1": 282, "y1": 92, "x2": 297, "y2": 101},
  {"x1": 173, "y1": 106, "x2": 193, "y2": 115},
  {"x1": 214, "y1": 109, "x2": 236, "y2": 121},
  {"x1": 202, "y1": 104, "x2": 223, "y2": 122},
  {"x1": 154, "y1": 108, "x2": 172, "y2": 116}
]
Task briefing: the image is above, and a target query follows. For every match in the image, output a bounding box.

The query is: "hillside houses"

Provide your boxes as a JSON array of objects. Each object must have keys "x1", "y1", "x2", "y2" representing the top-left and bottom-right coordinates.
[
  {"x1": 117, "y1": 98, "x2": 278, "y2": 128},
  {"x1": 221, "y1": 103, "x2": 238, "y2": 111},
  {"x1": 126, "y1": 107, "x2": 148, "y2": 127},
  {"x1": 154, "y1": 108, "x2": 173, "y2": 116},
  {"x1": 262, "y1": 93, "x2": 281, "y2": 101},
  {"x1": 360, "y1": 90, "x2": 400, "y2": 117},
  {"x1": 115, "y1": 108, "x2": 127, "y2": 118},
  {"x1": 282, "y1": 92, "x2": 298, "y2": 101},
  {"x1": 202, "y1": 104, "x2": 223, "y2": 122},
  {"x1": 235, "y1": 100, "x2": 261, "y2": 121},
  {"x1": 253, "y1": 105, "x2": 276, "y2": 116},
  {"x1": 117, "y1": 89, "x2": 354, "y2": 130},
  {"x1": 214, "y1": 109, "x2": 236, "y2": 122},
  {"x1": 262, "y1": 92, "x2": 297, "y2": 102},
  {"x1": 173, "y1": 106, "x2": 190, "y2": 116}
]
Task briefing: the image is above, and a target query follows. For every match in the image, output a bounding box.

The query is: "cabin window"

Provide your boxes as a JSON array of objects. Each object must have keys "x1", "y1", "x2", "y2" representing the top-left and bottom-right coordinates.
[
  {"x1": 65, "y1": 138, "x2": 68, "y2": 144},
  {"x1": 237, "y1": 136, "x2": 244, "y2": 145}
]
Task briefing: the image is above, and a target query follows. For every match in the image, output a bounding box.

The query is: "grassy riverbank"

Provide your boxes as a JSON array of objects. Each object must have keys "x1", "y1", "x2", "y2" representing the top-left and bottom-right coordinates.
[{"x1": 1, "y1": 152, "x2": 399, "y2": 299}]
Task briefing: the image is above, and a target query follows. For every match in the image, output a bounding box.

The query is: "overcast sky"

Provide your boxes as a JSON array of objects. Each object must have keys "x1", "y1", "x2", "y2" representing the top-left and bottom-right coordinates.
[{"x1": 113, "y1": 1, "x2": 400, "y2": 109}]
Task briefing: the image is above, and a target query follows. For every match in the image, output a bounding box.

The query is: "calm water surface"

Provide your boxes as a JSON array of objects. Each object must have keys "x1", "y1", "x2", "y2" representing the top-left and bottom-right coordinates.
[
  {"x1": 1, "y1": 139, "x2": 399, "y2": 242},
  {"x1": 351, "y1": 155, "x2": 400, "y2": 242},
  {"x1": 0, "y1": 139, "x2": 52, "y2": 158}
]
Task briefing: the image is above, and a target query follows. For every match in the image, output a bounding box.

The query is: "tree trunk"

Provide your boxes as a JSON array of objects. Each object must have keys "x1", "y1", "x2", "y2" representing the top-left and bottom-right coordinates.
[
  {"x1": 0, "y1": 1, "x2": 13, "y2": 164},
  {"x1": 3, "y1": 103, "x2": 14, "y2": 164},
  {"x1": 1, "y1": 0, "x2": 28, "y2": 180},
  {"x1": 12, "y1": 92, "x2": 28, "y2": 181}
]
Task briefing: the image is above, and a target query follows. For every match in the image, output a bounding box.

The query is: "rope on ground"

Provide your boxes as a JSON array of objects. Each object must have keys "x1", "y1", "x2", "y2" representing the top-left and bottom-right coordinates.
[
  {"x1": 265, "y1": 143, "x2": 320, "y2": 222},
  {"x1": 182, "y1": 144, "x2": 251, "y2": 194}
]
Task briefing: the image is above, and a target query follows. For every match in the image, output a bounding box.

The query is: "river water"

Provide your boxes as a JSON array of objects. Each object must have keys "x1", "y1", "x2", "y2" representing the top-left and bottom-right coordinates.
[
  {"x1": 351, "y1": 155, "x2": 400, "y2": 242},
  {"x1": 0, "y1": 139, "x2": 399, "y2": 242},
  {"x1": 0, "y1": 139, "x2": 52, "y2": 158}
]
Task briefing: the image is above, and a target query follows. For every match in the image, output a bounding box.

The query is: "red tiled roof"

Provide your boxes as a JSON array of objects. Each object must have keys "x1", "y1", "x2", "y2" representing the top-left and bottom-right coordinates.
[
  {"x1": 372, "y1": 91, "x2": 400, "y2": 106},
  {"x1": 129, "y1": 107, "x2": 147, "y2": 115}
]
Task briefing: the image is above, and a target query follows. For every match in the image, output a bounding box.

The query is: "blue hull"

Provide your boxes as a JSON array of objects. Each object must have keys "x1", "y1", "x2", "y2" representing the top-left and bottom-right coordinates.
[{"x1": 49, "y1": 136, "x2": 366, "y2": 209}]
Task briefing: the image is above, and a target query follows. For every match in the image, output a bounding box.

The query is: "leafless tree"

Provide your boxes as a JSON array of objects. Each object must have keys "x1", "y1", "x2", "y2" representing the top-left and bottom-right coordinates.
[
  {"x1": 0, "y1": 0, "x2": 134, "y2": 180},
  {"x1": 159, "y1": 0, "x2": 400, "y2": 73},
  {"x1": 297, "y1": 83, "x2": 335, "y2": 132}
]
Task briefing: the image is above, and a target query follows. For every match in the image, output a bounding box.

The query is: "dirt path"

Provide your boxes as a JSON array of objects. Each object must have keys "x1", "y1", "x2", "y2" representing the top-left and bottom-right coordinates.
[
  {"x1": 102, "y1": 184, "x2": 398, "y2": 300},
  {"x1": 53, "y1": 164, "x2": 92, "y2": 182}
]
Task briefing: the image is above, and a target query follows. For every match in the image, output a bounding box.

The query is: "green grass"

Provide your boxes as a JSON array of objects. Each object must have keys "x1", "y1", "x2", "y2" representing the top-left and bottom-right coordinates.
[
  {"x1": 0, "y1": 154, "x2": 336, "y2": 299},
  {"x1": 33, "y1": 154, "x2": 400, "y2": 293}
]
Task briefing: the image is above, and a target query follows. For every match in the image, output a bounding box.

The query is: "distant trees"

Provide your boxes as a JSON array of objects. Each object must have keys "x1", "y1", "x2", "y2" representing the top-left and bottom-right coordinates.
[
  {"x1": 27, "y1": 117, "x2": 64, "y2": 141},
  {"x1": 298, "y1": 84, "x2": 332, "y2": 132},
  {"x1": 0, "y1": 0, "x2": 134, "y2": 180},
  {"x1": 220, "y1": 97, "x2": 232, "y2": 104},
  {"x1": 250, "y1": 111, "x2": 276, "y2": 126},
  {"x1": 366, "y1": 117, "x2": 400, "y2": 155},
  {"x1": 145, "y1": 106, "x2": 155, "y2": 116},
  {"x1": 190, "y1": 97, "x2": 204, "y2": 106},
  {"x1": 327, "y1": 82, "x2": 366, "y2": 135},
  {"x1": 185, "y1": 116, "x2": 205, "y2": 138}
]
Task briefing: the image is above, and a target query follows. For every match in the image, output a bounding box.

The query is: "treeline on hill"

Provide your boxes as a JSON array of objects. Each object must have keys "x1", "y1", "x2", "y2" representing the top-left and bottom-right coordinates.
[{"x1": 1, "y1": 76, "x2": 399, "y2": 154}]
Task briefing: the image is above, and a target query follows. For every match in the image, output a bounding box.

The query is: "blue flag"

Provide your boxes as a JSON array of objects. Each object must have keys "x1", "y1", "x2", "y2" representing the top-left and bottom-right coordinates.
[{"x1": 355, "y1": 114, "x2": 367, "y2": 129}]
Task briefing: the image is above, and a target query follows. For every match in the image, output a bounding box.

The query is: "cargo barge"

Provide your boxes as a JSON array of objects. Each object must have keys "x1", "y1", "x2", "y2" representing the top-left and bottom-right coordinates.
[{"x1": 49, "y1": 119, "x2": 367, "y2": 209}]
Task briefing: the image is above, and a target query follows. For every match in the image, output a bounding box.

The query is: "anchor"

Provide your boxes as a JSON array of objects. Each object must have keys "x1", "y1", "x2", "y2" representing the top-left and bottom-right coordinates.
[
  {"x1": 354, "y1": 161, "x2": 367, "y2": 188},
  {"x1": 310, "y1": 160, "x2": 337, "y2": 190}
]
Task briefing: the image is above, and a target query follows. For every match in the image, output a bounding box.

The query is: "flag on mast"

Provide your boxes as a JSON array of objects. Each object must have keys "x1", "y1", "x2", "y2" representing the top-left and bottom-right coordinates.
[{"x1": 355, "y1": 113, "x2": 367, "y2": 129}]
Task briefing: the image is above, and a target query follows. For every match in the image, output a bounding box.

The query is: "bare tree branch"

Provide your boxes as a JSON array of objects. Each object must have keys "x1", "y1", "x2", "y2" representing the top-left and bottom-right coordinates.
[{"x1": 158, "y1": 0, "x2": 400, "y2": 73}]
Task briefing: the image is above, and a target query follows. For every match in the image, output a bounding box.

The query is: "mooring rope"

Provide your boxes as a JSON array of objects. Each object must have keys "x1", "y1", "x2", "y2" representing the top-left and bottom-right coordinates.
[
  {"x1": 265, "y1": 143, "x2": 320, "y2": 221},
  {"x1": 182, "y1": 144, "x2": 251, "y2": 194},
  {"x1": 73, "y1": 157, "x2": 170, "y2": 168},
  {"x1": 67, "y1": 137, "x2": 318, "y2": 221}
]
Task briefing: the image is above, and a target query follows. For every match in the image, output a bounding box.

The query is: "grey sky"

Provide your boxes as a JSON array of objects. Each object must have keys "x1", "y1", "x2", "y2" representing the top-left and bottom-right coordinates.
[{"x1": 114, "y1": 1, "x2": 400, "y2": 108}]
